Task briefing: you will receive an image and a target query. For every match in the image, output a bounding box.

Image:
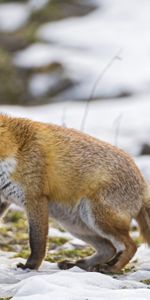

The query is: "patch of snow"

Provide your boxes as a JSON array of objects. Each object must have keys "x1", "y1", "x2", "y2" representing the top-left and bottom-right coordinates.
[
  {"x1": 1, "y1": 246, "x2": 150, "y2": 299},
  {"x1": 49, "y1": 228, "x2": 73, "y2": 240},
  {"x1": 0, "y1": 3, "x2": 29, "y2": 32},
  {"x1": 28, "y1": 70, "x2": 71, "y2": 98},
  {"x1": 29, "y1": 73, "x2": 56, "y2": 97},
  {"x1": 13, "y1": 43, "x2": 62, "y2": 69},
  {"x1": 135, "y1": 156, "x2": 150, "y2": 181},
  {"x1": 49, "y1": 228, "x2": 86, "y2": 247}
]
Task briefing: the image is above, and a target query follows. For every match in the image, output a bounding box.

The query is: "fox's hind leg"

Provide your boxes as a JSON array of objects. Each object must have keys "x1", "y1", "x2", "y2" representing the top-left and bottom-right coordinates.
[
  {"x1": 58, "y1": 232, "x2": 116, "y2": 271},
  {"x1": 58, "y1": 199, "x2": 117, "y2": 271},
  {"x1": 97, "y1": 233, "x2": 137, "y2": 273},
  {"x1": 87, "y1": 198, "x2": 137, "y2": 273},
  {"x1": 56, "y1": 195, "x2": 136, "y2": 273}
]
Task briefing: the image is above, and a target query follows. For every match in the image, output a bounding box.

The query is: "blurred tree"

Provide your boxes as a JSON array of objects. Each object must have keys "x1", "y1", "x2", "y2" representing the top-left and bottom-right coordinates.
[
  {"x1": 0, "y1": 48, "x2": 27, "y2": 104},
  {"x1": 0, "y1": 0, "x2": 97, "y2": 104}
]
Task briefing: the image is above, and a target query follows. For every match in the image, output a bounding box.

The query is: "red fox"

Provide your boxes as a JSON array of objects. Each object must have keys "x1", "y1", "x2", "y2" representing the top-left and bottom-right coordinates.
[{"x1": 0, "y1": 114, "x2": 149, "y2": 273}]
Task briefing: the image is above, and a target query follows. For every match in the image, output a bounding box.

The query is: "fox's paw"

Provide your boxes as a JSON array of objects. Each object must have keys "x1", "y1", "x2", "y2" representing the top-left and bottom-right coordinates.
[
  {"x1": 58, "y1": 260, "x2": 76, "y2": 270},
  {"x1": 17, "y1": 261, "x2": 37, "y2": 270},
  {"x1": 17, "y1": 262, "x2": 29, "y2": 270}
]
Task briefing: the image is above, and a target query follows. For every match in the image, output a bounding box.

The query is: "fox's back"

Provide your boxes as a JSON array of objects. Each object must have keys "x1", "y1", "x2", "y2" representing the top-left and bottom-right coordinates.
[
  {"x1": 0, "y1": 115, "x2": 145, "y2": 206},
  {"x1": 36, "y1": 123, "x2": 145, "y2": 206}
]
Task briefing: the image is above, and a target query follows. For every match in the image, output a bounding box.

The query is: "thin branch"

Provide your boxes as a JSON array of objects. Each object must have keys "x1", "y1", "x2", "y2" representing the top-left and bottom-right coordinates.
[{"x1": 80, "y1": 49, "x2": 122, "y2": 132}]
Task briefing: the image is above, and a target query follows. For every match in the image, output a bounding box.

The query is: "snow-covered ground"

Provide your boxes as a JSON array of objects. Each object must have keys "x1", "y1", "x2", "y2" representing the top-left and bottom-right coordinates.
[{"x1": 1, "y1": 244, "x2": 150, "y2": 300}]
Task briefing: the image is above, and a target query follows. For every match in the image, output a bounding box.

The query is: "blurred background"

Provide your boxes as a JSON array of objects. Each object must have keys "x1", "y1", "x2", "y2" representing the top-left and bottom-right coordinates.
[{"x1": 0, "y1": 0, "x2": 150, "y2": 162}]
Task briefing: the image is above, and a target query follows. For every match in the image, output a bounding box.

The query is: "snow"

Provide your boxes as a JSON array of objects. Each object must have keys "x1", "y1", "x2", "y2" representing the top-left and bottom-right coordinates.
[
  {"x1": 0, "y1": 0, "x2": 50, "y2": 33},
  {"x1": 29, "y1": 73, "x2": 56, "y2": 97},
  {"x1": 13, "y1": 43, "x2": 62, "y2": 69},
  {"x1": 11, "y1": 0, "x2": 150, "y2": 99},
  {"x1": 2, "y1": 0, "x2": 150, "y2": 98},
  {"x1": 1, "y1": 245, "x2": 150, "y2": 299},
  {"x1": 0, "y1": 3, "x2": 29, "y2": 32}
]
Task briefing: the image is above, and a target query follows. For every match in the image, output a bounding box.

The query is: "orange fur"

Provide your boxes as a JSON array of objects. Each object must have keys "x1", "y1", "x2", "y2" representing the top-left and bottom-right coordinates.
[{"x1": 0, "y1": 114, "x2": 149, "y2": 272}]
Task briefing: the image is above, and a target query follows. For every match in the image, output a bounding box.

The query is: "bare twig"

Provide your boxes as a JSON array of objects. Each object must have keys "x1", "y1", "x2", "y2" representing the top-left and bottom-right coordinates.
[{"x1": 80, "y1": 49, "x2": 122, "y2": 132}]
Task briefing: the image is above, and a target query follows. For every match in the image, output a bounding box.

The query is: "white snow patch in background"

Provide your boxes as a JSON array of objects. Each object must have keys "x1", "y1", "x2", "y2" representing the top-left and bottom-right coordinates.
[
  {"x1": 11, "y1": 0, "x2": 150, "y2": 99},
  {"x1": 29, "y1": 73, "x2": 54, "y2": 97},
  {"x1": 35, "y1": 0, "x2": 150, "y2": 98},
  {"x1": 0, "y1": 3, "x2": 29, "y2": 32},
  {"x1": 13, "y1": 43, "x2": 61, "y2": 68},
  {"x1": 49, "y1": 228, "x2": 73, "y2": 240},
  {"x1": 135, "y1": 156, "x2": 150, "y2": 181}
]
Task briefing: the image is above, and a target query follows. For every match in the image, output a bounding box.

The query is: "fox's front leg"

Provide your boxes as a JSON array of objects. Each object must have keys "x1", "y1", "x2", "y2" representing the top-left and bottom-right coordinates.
[{"x1": 17, "y1": 196, "x2": 48, "y2": 270}]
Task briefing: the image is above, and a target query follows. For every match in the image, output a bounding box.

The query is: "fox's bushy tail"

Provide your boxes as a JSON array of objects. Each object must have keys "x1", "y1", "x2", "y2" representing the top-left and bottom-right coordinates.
[{"x1": 137, "y1": 183, "x2": 150, "y2": 245}]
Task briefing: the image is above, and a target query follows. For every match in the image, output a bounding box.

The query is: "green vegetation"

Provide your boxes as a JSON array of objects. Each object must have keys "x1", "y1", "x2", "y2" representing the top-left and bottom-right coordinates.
[
  {"x1": 0, "y1": 210, "x2": 28, "y2": 252},
  {"x1": 0, "y1": 209, "x2": 142, "y2": 269},
  {"x1": 1, "y1": 210, "x2": 93, "y2": 264},
  {"x1": 0, "y1": 48, "x2": 26, "y2": 104},
  {"x1": 46, "y1": 247, "x2": 94, "y2": 263},
  {"x1": 0, "y1": 298, "x2": 12, "y2": 300},
  {"x1": 140, "y1": 279, "x2": 150, "y2": 285}
]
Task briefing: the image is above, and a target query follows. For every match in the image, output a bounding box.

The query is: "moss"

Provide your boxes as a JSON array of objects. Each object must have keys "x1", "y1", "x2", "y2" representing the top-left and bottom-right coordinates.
[
  {"x1": 134, "y1": 236, "x2": 142, "y2": 246},
  {"x1": 48, "y1": 237, "x2": 69, "y2": 247},
  {"x1": 0, "y1": 48, "x2": 26, "y2": 104},
  {"x1": 4, "y1": 211, "x2": 24, "y2": 223},
  {"x1": 0, "y1": 210, "x2": 29, "y2": 252},
  {"x1": 0, "y1": 298, "x2": 12, "y2": 300},
  {"x1": 122, "y1": 265, "x2": 135, "y2": 274},
  {"x1": 140, "y1": 279, "x2": 150, "y2": 285},
  {"x1": 14, "y1": 239, "x2": 93, "y2": 262},
  {"x1": 1, "y1": 208, "x2": 93, "y2": 264},
  {"x1": 14, "y1": 250, "x2": 29, "y2": 259},
  {"x1": 46, "y1": 247, "x2": 94, "y2": 263}
]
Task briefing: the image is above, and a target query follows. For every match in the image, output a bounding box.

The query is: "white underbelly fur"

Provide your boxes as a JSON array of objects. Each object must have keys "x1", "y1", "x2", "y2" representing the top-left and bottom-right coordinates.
[
  {"x1": 0, "y1": 157, "x2": 25, "y2": 207},
  {"x1": 48, "y1": 199, "x2": 125, "y2": 252}
]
